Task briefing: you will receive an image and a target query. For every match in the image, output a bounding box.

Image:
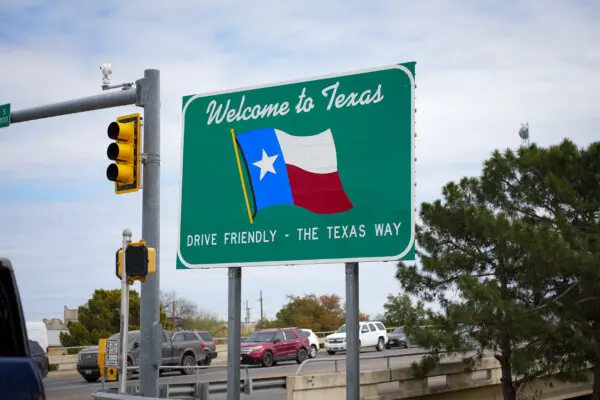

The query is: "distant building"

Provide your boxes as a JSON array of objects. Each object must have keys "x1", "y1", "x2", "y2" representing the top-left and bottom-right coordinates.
[{"x1": 43, "y1": 306, "x2": 78, "y2": 346}]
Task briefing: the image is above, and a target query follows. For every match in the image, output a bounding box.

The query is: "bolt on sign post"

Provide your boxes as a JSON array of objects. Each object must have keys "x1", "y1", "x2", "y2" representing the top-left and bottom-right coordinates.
[{"x1": 177, "y1": 63, "x2": 416, "y2": 269}]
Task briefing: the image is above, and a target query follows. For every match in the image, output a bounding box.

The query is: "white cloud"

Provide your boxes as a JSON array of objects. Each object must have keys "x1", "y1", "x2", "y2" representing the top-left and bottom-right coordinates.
[{"x1": 0, "y1": 0, "x2": 598, "y2": 323}]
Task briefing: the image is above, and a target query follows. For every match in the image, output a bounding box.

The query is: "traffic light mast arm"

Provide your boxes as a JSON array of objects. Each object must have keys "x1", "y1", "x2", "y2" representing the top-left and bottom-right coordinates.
[{"x1": 9, "y1": 89, "x2": 137, "y2": 124}]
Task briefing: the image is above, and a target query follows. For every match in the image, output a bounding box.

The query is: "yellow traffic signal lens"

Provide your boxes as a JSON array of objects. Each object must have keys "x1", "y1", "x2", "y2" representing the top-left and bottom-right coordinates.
[
  {"x1": 107, "y1": 121, "x2": 134, "y2": 141},
  {"x1": 107, "y1": 142, "x2": 134, "y2": 162},
  {"x1": 106, "y1": 163, "x2": 134, "y2": 183}
]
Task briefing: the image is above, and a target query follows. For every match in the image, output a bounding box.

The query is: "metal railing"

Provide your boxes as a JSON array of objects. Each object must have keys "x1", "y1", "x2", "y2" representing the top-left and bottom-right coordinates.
[
  {"x1": 92, "y1": 347, "x2": 472, "y2": 399},
  {"x1": 99, "y1": 364, "x2": 249, "y2": 392},
  {"x1": 93, "y1": 364, "x2": 286, "y2": 399},
  {"x1": 295, "y1": 348, "x2": 482, "y2": 375}
]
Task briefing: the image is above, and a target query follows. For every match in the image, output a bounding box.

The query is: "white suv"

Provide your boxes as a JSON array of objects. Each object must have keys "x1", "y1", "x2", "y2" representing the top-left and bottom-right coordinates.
[
  {"x1": 297, "y1": 329, "x2": 320, "y2": 358},
  {"x1": 325, "y1": 321, "x2": 387, "y2": 355}
]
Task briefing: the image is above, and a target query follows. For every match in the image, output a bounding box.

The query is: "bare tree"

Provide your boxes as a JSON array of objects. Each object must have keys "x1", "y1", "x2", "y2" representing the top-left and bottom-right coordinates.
[{"x1": 160, "y1": 290, "x2": 198, "y2": 321}]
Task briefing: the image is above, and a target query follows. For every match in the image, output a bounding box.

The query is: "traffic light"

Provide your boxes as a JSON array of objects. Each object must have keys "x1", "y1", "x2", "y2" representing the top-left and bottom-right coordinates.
[
  {"x1": 115, "y1": 240, "x2": 156, "y2": 283},
  {"x1": 106, "y1": 113, "x2": 142, "y2": 195}
]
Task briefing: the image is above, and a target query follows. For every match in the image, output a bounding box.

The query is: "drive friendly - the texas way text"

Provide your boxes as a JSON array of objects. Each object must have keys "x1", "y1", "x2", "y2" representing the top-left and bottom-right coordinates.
[
  {"x1": 186, "y1": 222, "x2": 402, "y2": 248},
  {"x1": 204, "y1": 80, "x2": 384, "y2": 126}
]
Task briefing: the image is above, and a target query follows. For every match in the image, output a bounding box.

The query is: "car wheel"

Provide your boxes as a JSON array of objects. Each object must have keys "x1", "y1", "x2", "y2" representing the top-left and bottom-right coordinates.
[
  {"x1": 375, "y1": 337, "x2": 384, "y2": 352},
  {"x1": 296, "y1": 347, "x2": 308, "y2": 364},
  {"x1": 204, "y1": 353, "x2": 212, "y2": 366},
  {"x1": 309, "y1": 345, "x2": 318, "y2": 358},
  {"x1": 261, "y1": 351, "x2": 274, "y2": 367},
  {"x1": 83, "y1": 375, "x2": 99, "y2": 383},
  {"x1": 327, "y1": 350, "x2": 336, "y2": 355},
  {"x1": 181, "y1": 354, "x2": 196, "y2": 375}
]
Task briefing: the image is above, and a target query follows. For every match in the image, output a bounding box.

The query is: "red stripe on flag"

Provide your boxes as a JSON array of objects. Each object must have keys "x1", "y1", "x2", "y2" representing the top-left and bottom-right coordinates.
[{"x1": 286, "y1": 164, "x2": 353, "y2": 214}]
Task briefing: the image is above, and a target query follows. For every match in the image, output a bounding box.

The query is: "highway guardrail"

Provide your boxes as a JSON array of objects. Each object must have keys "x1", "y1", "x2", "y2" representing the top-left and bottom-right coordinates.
[
  {"x1": 93, "y1": 364, "x2": 286, "y2": 399},
  {"x1": 92, "y1": 348, "x2": 477, "y2": 399}
]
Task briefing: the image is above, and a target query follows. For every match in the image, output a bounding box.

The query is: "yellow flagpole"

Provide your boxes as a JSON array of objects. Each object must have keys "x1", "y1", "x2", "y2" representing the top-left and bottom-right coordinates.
[{"x1": 230, "y1": 128, "x2": 254, "y2": 224}]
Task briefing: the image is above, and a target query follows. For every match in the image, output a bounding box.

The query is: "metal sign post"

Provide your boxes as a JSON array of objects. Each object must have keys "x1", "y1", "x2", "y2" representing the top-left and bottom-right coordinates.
[
  {"x1": 346, "y1": 262, "x2": 360, "y2": 400},
  {"x1": 226, "y1": 267, "x2": 242, "y2": 400},
  {"x1": 119, "y1": 228, "x2": 132, "y2": 393},
  {"x1": 138, "y1": 69, "x2": 162, "y2": 398}
]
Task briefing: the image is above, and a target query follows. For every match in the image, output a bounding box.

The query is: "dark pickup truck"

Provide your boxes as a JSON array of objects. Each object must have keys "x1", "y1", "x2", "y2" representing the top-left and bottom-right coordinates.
[
  {"x1": 77, "y1": 329, "x2": 210, "y2": 381},
  {"x1": 0, "y1": 258, "x2": 46, "y2": 398}
]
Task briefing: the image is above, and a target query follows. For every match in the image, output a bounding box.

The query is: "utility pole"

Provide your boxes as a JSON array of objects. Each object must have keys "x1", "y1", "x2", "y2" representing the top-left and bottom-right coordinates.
[
  {"x1": 258, "y1": 290, "x2": 264, "y2": 321},
  {"x1": 244, "y1": 300, "x2": 251, "y2": 324},
  {"x1": 172, "y1": 300, "x2": 176, "y2": 325}
]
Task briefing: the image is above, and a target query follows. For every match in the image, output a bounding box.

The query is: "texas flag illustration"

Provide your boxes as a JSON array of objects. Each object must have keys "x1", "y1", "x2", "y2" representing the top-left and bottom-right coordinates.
[{"x1": 234, "y1": 127, "x2": 353, "y2": 222}]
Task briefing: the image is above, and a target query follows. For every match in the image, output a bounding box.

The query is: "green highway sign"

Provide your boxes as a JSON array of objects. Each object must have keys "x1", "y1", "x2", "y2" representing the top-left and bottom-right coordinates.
[
  {"x1": 177, "y1": 63, "x2": 416, "y2": 269},
  {"x1": 0, "y1": 104, "x2": 10, "y2": 128}
]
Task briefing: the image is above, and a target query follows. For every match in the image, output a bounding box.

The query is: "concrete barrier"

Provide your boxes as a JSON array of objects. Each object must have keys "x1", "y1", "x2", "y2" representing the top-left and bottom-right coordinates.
[
  {"x1": 285, "y1": 357, "x2": 594, "y2": 400},
  {"x1": 49, "y1": 354, "x2": 78, "y2": 371}
]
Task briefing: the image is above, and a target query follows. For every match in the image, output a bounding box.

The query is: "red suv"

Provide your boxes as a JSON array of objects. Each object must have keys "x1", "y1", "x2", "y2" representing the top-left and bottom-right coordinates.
[{"x1": 240, "y1": 328, "x2": 309, "y2": 367}]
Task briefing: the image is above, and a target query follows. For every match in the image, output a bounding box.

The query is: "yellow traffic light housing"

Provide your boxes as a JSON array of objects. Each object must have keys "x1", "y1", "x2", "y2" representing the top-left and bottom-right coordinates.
[
  {"x1": 115, "y1": 240, "x2": 156, "y2": 283},
  {"x1": 106, "y1": 113, "x2": 142, "y2": 195}
]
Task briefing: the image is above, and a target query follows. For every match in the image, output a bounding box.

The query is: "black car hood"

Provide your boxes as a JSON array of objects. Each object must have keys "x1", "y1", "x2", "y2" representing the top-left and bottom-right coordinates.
[{"x1": 388, "y1": 333, "x2": 405, "y2": 338}]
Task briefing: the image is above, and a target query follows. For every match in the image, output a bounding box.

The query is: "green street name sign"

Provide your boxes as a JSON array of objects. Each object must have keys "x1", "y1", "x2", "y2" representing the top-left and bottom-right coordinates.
[
  {"x1": 0, "y1": 104, "x2": 10, "y2": 128},
  {"x1": 177, "y1": 63, "x2": 416, "y2": 269}
]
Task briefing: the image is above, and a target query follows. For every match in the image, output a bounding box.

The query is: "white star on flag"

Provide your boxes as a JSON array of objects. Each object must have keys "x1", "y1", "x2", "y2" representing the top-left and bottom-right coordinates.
[{"x1": 253, "y1": 149, "x2": 279, "y2": 180}]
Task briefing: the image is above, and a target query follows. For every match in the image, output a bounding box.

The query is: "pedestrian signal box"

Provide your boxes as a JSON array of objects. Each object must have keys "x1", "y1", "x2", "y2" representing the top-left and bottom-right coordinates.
[{"x1": 115, "y1": 239, "x2": 156, "y2": 282}]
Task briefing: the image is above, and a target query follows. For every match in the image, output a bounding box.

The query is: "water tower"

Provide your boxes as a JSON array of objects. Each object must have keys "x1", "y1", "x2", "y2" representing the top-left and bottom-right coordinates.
[{"x1": 519, "y1": 123, "x2": 530, "y2": 147}]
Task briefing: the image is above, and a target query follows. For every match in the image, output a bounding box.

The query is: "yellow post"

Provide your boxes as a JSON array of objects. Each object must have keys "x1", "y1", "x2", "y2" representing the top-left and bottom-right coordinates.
[{"x1": 98, "y1": 338, "x2": 107, "y2": 379}]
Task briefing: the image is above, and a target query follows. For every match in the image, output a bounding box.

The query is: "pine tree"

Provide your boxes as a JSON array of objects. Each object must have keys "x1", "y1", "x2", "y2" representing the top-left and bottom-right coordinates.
[
  {"x1": 398, "y1": 172, "x2": 580, "y2": 400},
  {"x1": 481, "y1": 139, "x2": 600, "y2": 398}
]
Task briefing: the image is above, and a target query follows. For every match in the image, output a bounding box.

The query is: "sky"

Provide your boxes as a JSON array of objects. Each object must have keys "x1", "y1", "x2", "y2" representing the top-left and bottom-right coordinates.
[{"x1": 0, "y1": 0, "x2": 599, "y2": 324}]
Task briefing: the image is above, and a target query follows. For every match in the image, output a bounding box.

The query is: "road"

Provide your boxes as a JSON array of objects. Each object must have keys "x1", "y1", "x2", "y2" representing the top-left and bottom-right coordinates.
[{"x1": 45, "y1": 347, "x2": 459, "y2": 400}]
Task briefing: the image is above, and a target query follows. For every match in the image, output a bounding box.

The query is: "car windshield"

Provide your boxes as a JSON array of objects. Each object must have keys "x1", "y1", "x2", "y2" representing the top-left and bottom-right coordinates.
[
  {"x1": 393, "y1": 328, "x2": 405, "y2": 334},
  {"x1": 336, "y1": 325, "x2": 347, "y2": 333},
  {"x1": 245, "y1": 332, "x2": 275, "y2": 343}
]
